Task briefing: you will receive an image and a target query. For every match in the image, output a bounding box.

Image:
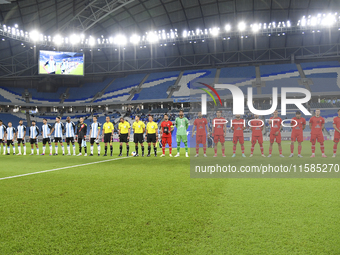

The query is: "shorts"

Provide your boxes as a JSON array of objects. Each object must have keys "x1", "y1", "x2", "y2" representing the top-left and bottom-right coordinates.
[
  {"x1": 270, "y1": 132, "x2": 281, "y2": 144},
  {"x1": 30, "y1": 138, "x2": 38, "y2": 145},
  {"x1": 119, "y1": 133, "x2": 129, "y2": 143},
  {"x1": 54, "y1": 137, "x2": 63, "y2": 143},
  {"x1": 134, "y1": 133, "x2": 144, "y2": 143},
  {"x1": 104, "y1": 133, "x2": 112, "y2": 143},
  {"x1": 162, "y1": 136, "x2": 172, "y2": 146},
  {"x1": 252, "y1": 136, "x2": 263, "y2": 145},
  {"x1": 310, "y1": 133, "x2": 324, "y2": 144},
  {"x1": 213, "y1": 134, "x2": 225, "y2": 144},
  {"x1": 291, "y1": 132, "x2": 303, "y2": 143},
  {"x1": 66, "y1": 137, "x2": 75, "y2": 143},
  {"x1": 17, "y1": 138, "x2": 25, "y2": 145},
  {"x1": 233, "y1": 135, "x2": 244, "y2": 144},
  {"x1": 90, "y1": 138, "x2": 99, "y2": 144},
  {"x1": 7, "y1": 140, "x2": 14, "y2": 146},
  {"x1": 147, "y1": 134, "x2": 157, "y2": 143},
  {"x1": 0, "y1": 139, "x2": 4, "y2": 144},
  {"x1": 196, "y1": 134, "x2": 206, "y2": 145},
  {"x1": 43, "y1": 138, "x2": 51, "y2": 145},
  {"x1": 176, "y1": 135, "x2": 188, "y2": 143}
]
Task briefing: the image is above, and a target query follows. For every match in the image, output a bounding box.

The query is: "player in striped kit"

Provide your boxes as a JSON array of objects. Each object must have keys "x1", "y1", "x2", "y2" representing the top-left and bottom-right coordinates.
[
  {"x1": 49, "y1": 116, "x2": 65, "y2": 156},
  {"x1": 41, "y1": 118, "x2": 53, "y2": 156},
  {"x1": 29, "y1": 121, "x2": 40, "y2": 155},
  {"x1": 0, "y1": 120, "x2": 6, "y2": 155},
  {"x1": 89, "y1": 116, "x2": 101, "y2": 156},
  {"x1": 6, "y1": 122, "x2": 16, "y2": 155},
  {"x1": 16, "y1": 119, "x2": 26, "y2": 155},
  {"x1": 65, "y1": 116, "x2": 76, "y2": 156}
]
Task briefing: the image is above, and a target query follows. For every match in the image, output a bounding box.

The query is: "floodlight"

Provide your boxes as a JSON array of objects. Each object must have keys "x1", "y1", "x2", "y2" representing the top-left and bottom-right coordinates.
[
  {"x1": 70, "y1": 34, "x2": 80, "y2": 44},
  {"x1": 130, "y1": 34, "x2": 140, "y2": 45},
  {"x1": 53, "y1": 34, "x2": 63, "y2": 45},
  {"x1": 147, "y1": 32, "x2": 159, "y2": 43},
  {"x1": 210, "y1": 27, "x2": 219, "y2": 36},
  {"x1": 29, "y1": 30, "x2": 39, "y2": 41},
  {"x1": 113, "y1": 34, "x2": 127, "y2": 46},
  {"x1": 252, "y1": 23, "x2": 259, "y2": 33},
  {"x1": 225, "y1": 24, "x2": 231, "y2": 31},
  {"x1": 238, "y1": 22, "x2": 246, "y2": 31}
]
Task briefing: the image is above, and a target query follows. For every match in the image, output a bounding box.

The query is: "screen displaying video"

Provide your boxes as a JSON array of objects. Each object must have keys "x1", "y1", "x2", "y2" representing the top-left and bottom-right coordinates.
[{"x1": 39, "y1": 50, "x2": 84, "y2": 76}]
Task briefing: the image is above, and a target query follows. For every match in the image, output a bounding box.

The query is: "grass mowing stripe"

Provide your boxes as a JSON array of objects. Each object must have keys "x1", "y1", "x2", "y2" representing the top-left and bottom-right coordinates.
[{"x1": 0, "y1": 156, "x2": 129, "y2": 181}]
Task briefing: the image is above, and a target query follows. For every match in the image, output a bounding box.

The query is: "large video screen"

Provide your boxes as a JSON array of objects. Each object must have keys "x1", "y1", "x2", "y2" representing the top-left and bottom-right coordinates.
[{"x1": 39, "y1": 50, "x2": 84, "y2": 76}]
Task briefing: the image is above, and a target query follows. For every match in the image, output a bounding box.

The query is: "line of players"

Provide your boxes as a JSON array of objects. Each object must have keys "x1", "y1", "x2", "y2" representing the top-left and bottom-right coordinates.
[
  {"x1": 0, "y1": 110, "x2": 190, "y2": 158},
  {"x1": 191, "y1": 109, "x2": 340, "y2": 158}
]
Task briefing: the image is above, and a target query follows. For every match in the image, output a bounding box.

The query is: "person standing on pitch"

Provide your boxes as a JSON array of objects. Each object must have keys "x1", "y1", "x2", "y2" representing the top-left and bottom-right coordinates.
[
  {"x1": 174, "y1": 110, "x2": 189, "y2": 157},
  {"x1": 192, "y1": 112, "x2": 209, "y2": 157},
  {"x1": 29, "y1": 120, "x2": 40, "y2": 155},
  {"x1": 289, "y1": 111, "x2": 306, "y2": 158},
  {"x1": 249, "y1": 115, "x2": 265, "y2": 157},
  {"x1": 212, "y1": 110, "x2": 227, "y2": 157},
  {"x1": 41, "y1": 118, "x2": 53, "y2": 156},
  {"x1": 16, "y1": 119, "x2": 26, "y2": 155},
  {"x1": 65, "y1": 116, "x2": 76, "y2": 156},
  {"x1": 102, "y1": 116, "x2": 114, "y2": 156},
  {"x1": 268, "y1": 110, "x2": 284, "y2": 158},
  {"x1": 309, "y1": 109, "x2": 327, "y2": 158},
  {"x1": 49, "y1": 116, "x2": 65, "y2": 156},
  {"x1": 146, "y1": 115, "x2": 158, "y2": 157},
  {"x1": 160, "y1": 113, "x2": 174, "y2": 157},
  {"x1": 89, "y1": 116, "x2": 101, "y2": 156},
  {"x1": 332, "y1": 109, "x2": 340, "y2": 157},
  {"x1": 0, "y1": 120, "x2": 6, "y2": 155},
  {"x1": 231, "y1": 115, "x2": 246, "y2": 158},
  {"x1": 118, "y1": 117, "x2": 131, "y2": 157},
  {"x1": 5, "y1": 122, "x2": 16, "y2": 155},
  {"x1": 132, "y1": 115, "x2": 145, "y2": 157},
  {"x1": 76, "y1": 117, "x2": 87, "y2": 156}
]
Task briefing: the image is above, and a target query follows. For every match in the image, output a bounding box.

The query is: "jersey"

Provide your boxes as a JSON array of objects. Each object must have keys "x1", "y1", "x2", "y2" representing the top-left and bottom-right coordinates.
[
  {"x1": 132, "y1": 121, "x2": 145, "y2": 134},
  {"x1": 250, "y1": 119, "x2": 263, "y2": 136},
  {"x1": 0, "y1": 125, "x2": 6, "y2": 139},
  {"x1": 213, "y1": 117, "x2": 226, "y2": 135},
  {"x1": 291, "y1": 117, "x2": 306, "y2": 134},
  {"x1": 175, "y1": 117, "x2": 189, "y2": 136},
  {"x1": 41, "y1": 124, "x2": 52, "y2": 138},
  {"x1": 193, "y1": 118, "x2": 208, "y2": 135},
  {"x1": 77, "y1": 123, "x2": 87, "y2": 139},
  {"x1": 53, "y1": 122, "x2": 64, "y2": 138},
  {"x1": 103, "y1": 122, "x2": 114, "y2": 134},
  {"x1": 333, "y1": 117, "x2": 340, "y2": 134},
  {"x1": 269, "y1": 117, "x2": 282, "y2": 134},
  {"x1": 232, "y1": 119, "x2": 245, "y2": 137},
  {"x1": 29, "y1": 126, "x2": 40, "y2": 139},
  {"x1": 118, "y1": 121, "x2": 131, "y2": 134},
  {"x1": 146, "y1": 121, "x2": 158, "y2": 134},
  {"x1": 44, "y1": 60, "x2": 56, "y2": 73},
  {"x1": 6, "y1": 127, "x2": 16, "y2": 140},
  {"x1": 17, "y1": 125, "x2": 26, "y2": 139},
  {"x1": 90, "y1": 122, "x2": 101, "y2": 138},
  {"x1": 65, "y1": 121, "x2": 76, "y2": 138},
  {"x1": 161, "y1": 121, "x2": 173, "y2": 138},
  {"x1": 309, "y1": 116, "x2": 325, "y2": 135}
]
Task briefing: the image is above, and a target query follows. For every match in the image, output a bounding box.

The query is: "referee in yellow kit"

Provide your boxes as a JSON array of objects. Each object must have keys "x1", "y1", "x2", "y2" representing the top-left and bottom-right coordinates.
[
  {"x1": 146, "y1": 115, "x2": 158, "y2": 157},
  {"x1": 118, "y1": 117, "x2": 131, "y2": 157},
  {"x1": 102, "y1": 116, "x2": 114, "y2": 156}
]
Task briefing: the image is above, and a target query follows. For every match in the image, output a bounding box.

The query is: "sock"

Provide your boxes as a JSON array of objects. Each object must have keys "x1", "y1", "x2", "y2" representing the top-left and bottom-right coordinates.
[
  {"x1": 298, "y1": 145, "x2": 302, "y2": 155},
  {"x1": 334, "y1": 144, "x2": 338, "y2": 154},
  {"x1": 23, "y1": 146, "x2": 26, "y2": 154},
  {"x1": 49, "y1": 145, "x2": 52, "y2": 154},
  {"x1": 91, "y1": 145, "x2": 94, "y2": 154},
  {"x1": 290, "y1": 144, "x2": 294, "y2": 154},
  {"x1": 251, "y1": 146, "x2": 254, "y2": 154},
  {"x1": 214, "y1": 148, "x2": 217, "y2": 154},
  {"x1": 148, "y1": 146, "x2": 151, "y2": 155},
  {"x1": 43, "y1": 146, "x2": 46, "y2": 154},
  {"x1": 177, "y1": 142, "x2": 180, "y2": 154},
  {"x1": 3, "y1": 145, "x2": 5, "y2": 153},
  {"x1": 136, "y1": 146, "x2": 139, "y2": 154},
  {"x1": 233, "y1": 145, "x2": 236, "y2": 154},
  {"x1": 110, "y1": 146, "x2": 113, "y2": 155},
  {"x1": 119, "y1": 145, "x2": 122, "y2": 154},
  {"x1": 31, "y1": 148, "x2": 34, "y2": 154},
  {"x1": 196, "y1": 145, "x2": 199, "y2": 154},
  {"x1": 260, "y1": 144, "x2": 264, "y2": 154},
  {"x1": 154, "y1": 146, "x2": 157, "y2": 155},
  {"x1": 241, "y1": 145, "x2": 245, "y2": 154},
  {"x1": 312, "y1": 145, "x2": 316, "y2": 153},
  {"x1": 18, "y1": 147, "x2": 21, "y2": 154},
  {"x1": 222, "y1": 147, "x2": 225, "y2": 155},
  {"x1": 320, "y1": 143, "x2": 325, "y2": 154},
  {"x1": 84, "y1": 147, "x2": 87, "y2": 154},
  {"x1": 97, "y1": 145, "x2": 100, "y2": 154},
  {"x1": 162, "y1": 146, "x2": 165, "y2": 154},
  {"x1": 79, "y1": 146, "x2": 82, "y2": 153},
  {"x1": 105, "y1": 146, "x2": 107, "y2": 154},
  {"x1": 61, "y1": 146, "x2": 65, "y2": 154},
  {"x1": 169, "y1": 146, "x2": 172, "y2": 154},
  {"x1": 203, "y1": 144, "x2": 206, "y2": 154},
  {"x1": 7, "y1": 147, "x2": 10, "y2": 153},
  {"x1": 73, "y1": 145, "x2": 76, "y2": 154},
  {"x1": 269, "y1": 148, "x2": 272, "y2": 155},
  {"x1": 36, "y1": 148, "x2": 39, "y2": 154},
  {"x1": 55, "y1": 146, "x2": 58, "y2": 154},
  {"x1": 67, "y1": 145, "x2": 70, "y2": 154},
  {"x1": 127, "y1": 145, "x2": 129, "y2": 155},
  {"x1": 184, "y1": 142, "x2": 188, "y2": 153},
  {"x1": 142, "y1": 146, "x2": 144, "y2": 155},
  {"x1": 279, "y1": 149, "x2": 282, "y2": 155}
]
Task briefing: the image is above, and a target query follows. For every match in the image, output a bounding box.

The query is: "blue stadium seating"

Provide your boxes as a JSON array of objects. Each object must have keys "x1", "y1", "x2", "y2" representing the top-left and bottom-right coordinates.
[{"x1": 28, "y1": 87, "x2": 66, "y2": 103}]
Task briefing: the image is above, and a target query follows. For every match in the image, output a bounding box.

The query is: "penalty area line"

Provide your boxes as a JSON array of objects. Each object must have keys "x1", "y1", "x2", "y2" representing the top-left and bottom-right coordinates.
[{"x1": 0, "y1": 156, "x2": 129, "y2": 181}]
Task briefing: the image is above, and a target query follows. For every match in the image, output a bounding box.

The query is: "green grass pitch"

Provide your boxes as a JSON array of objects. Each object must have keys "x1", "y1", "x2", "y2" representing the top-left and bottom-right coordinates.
[
  {"x1": 39, "y1": 63, "x2": 83, "y2": 75},
  {"x1": 0, "y1": 140, "x2": 339, "y2": 254}
]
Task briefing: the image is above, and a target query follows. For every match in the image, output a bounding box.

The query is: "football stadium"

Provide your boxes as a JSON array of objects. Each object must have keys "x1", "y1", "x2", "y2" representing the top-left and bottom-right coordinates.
[{"x1": 1, "y1": 0, "x2": 340, "y2": 254}]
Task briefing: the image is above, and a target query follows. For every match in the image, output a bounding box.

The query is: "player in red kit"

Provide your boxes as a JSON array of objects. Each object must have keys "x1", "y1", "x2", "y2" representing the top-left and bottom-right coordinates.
[
  {"x1": 160, "y1": 114, "x2": 174, "y2": 157},
  {"x1": 192, "y1": 112, "x2": 209, "y2": 157},
  {"x1": 332, "y1": 109, "x2": 340, "y2": 157},
  {"x1": 309, "y1": 109, "x2": 327, "y2": 158},
  {"x1": 212, "y1": 110, "x2": 226, "y2": 157},
  {"x1": 268, "y1": 110, "x2": 284, "y2": 157},
  {"x1": 250, "y1": 114, "x2": 265, "y2": 157},
  {"x1": 231, "y1": 115, "x2": 246, "y2": 157},
  {"x1": 289, "y1": 111, "x2": 306, "y2": 158}
]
